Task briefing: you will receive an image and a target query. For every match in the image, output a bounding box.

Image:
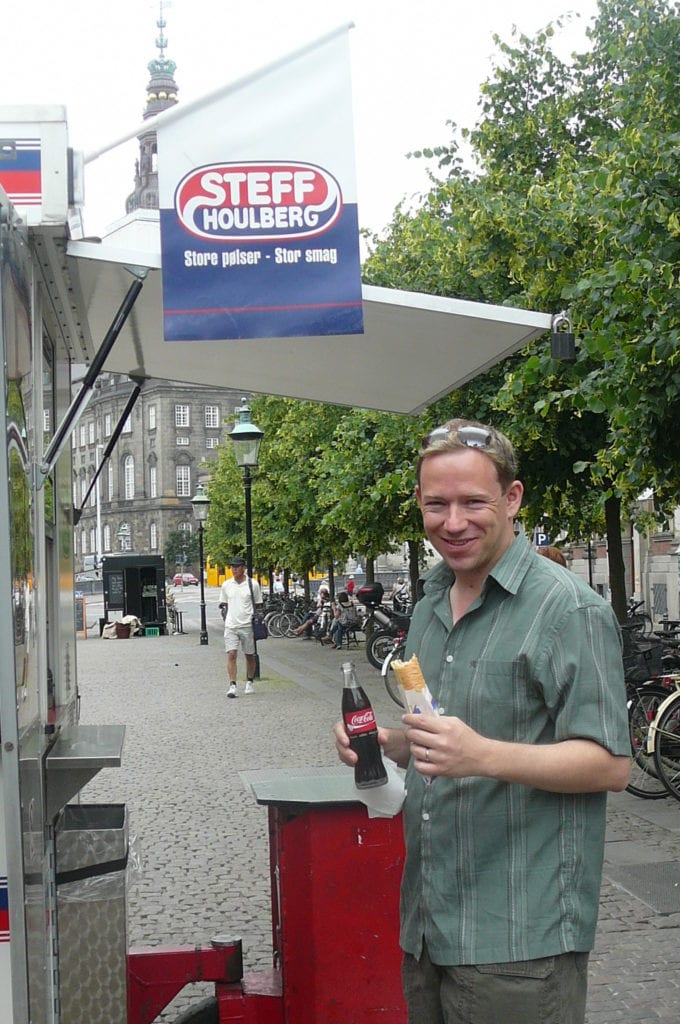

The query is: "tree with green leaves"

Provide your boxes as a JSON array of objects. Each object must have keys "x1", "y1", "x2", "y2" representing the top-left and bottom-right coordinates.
[
  {"x1": 164, "y1": 529, "x2": 199, "y2": 574},
  {"x1": 364, "y1": 0, "x2": 680, "y2": 621}
]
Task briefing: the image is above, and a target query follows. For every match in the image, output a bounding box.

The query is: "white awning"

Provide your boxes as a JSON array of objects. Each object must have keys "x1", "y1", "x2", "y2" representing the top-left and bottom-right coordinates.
[{"x1": 67, "y1": 216, "x2": 551, "y2": 415}]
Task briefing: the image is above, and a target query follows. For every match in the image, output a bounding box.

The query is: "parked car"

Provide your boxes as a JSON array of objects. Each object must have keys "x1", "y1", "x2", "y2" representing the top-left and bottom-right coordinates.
[{"x1": 173, "y1": 572, "x2": 199, "y2": 586}]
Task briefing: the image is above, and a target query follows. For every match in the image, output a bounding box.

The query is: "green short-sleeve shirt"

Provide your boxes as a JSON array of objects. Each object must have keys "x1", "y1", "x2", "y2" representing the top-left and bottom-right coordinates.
[{"x1": 400, "y1": 536, "x2": 630, "y2": 966}]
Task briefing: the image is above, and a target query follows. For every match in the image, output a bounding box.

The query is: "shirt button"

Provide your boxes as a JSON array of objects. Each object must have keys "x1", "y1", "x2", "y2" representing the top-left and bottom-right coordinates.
[
  {"x1": 446, "y1": 655, "x2": 453, "y2": 663},
  {"x1": 422, "y1": 812, "x2": 430, "y2": 821}
]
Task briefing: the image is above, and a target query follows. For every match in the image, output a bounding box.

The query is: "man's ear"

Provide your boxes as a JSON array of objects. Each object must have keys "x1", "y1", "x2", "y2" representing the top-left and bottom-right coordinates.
[{"x1": 506, "y1": 480, "x2": 524, "y2": 519}]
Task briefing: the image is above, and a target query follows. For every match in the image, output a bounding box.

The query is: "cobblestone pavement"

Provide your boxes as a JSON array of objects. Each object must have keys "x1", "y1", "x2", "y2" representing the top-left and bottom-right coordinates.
[{"x1": 76, "y1": 588, "x2": 680, "y2": 1022}]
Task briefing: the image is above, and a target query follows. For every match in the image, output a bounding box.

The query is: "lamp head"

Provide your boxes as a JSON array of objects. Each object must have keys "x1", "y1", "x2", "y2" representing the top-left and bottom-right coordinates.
[
  {"x1": 229, "y1": 398, "x2": 264, "y2": 469},
  {"x1": 190, "y1": 482, "x2": 210, "y2": 524}
]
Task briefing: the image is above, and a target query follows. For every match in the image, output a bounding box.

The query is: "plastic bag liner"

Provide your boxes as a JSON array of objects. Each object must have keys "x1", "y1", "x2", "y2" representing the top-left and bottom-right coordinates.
[{"x1": 56, "y1": 804, "x2": 129, "y2": 1024}]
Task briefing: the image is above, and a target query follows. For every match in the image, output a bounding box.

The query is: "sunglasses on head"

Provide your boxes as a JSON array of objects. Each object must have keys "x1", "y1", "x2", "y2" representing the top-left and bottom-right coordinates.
[{"x1": 423, "y1": 425, "x2": 492, "y2": 450}]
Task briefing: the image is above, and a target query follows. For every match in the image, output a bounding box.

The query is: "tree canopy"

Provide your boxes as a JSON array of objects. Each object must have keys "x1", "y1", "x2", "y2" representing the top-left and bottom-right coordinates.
[{"x1": 363, "y1": 0, "x2": 680, "y2": 617}]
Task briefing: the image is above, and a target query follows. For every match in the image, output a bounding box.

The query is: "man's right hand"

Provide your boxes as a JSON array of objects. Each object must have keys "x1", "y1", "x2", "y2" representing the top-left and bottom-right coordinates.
[{"x1": 333, "y1": 721, "x2": 410, "y2": 769}]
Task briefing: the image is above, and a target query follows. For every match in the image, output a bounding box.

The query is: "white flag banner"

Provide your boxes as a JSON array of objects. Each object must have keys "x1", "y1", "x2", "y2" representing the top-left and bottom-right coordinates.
[{"x1": 157, "y1": 25, "x2": 364, "y2": 341}]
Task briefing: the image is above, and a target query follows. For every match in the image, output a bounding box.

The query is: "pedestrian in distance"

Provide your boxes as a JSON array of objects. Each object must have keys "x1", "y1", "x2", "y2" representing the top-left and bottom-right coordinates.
[
  {"x1": 334, "y1": 417, "x2": 630, "y2": 1024},
  {"x1": 219, "y1": 556, "x2": 263, "y2": 697},
  {"x1": 389, "y1": 576, "x2": 410, "y2": 612}
]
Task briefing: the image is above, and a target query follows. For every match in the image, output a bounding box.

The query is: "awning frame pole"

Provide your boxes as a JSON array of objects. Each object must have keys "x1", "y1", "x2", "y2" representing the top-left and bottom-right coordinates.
[{"x1": 38, "y1": 271, "x2": 147, "y2": 487}]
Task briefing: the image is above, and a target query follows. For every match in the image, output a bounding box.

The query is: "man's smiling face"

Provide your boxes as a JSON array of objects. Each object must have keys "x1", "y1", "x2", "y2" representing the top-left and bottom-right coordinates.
[{"x1": 416, "y1": 448, "x2": 523, "y2": 586}]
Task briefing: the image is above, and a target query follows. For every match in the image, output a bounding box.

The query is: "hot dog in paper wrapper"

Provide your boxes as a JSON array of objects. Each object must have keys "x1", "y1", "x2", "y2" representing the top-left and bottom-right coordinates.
[{"x1": 392, "y1": 654, "x2": 438, "y2": 715}]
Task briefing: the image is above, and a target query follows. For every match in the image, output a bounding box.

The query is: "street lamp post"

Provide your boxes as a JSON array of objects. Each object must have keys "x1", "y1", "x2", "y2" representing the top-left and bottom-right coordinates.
[
  {"x1": 229, "y1": 399, "x2": 264, "y2": 580},
  {"x1": 229, "y1": 399, "x2": 264, "y2": 675},
  {"x1": 190, "y1": 484, "x2": 211, "y2": 646}
]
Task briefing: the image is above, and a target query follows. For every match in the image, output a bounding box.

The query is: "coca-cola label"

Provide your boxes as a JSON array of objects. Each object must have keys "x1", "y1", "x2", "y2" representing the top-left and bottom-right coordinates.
[{"x1": 344, "y1": 708, "x2": 377, "y2": 735}]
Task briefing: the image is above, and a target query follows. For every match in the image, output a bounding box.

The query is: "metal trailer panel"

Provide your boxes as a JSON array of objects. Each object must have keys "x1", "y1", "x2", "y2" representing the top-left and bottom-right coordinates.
[{"x1": 0, "y1": 191, "x2": 35, "y2": 1024}]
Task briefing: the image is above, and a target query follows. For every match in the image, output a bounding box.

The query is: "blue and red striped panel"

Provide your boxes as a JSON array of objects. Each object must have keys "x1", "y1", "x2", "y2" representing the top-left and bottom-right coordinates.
[{"x1": 0, "y1": 139, "x2": 42, "y2": 206}]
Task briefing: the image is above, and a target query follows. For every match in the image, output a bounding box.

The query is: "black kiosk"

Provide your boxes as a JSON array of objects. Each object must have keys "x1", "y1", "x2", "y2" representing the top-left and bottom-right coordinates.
[{"x1": 102, "y1": 554, "x2": 167, "y2": 634}]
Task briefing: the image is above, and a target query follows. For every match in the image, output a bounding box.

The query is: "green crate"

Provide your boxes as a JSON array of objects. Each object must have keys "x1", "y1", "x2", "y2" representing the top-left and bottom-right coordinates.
[{"x1": 145, "y1": 627, "x2": 160, "y2": 637}]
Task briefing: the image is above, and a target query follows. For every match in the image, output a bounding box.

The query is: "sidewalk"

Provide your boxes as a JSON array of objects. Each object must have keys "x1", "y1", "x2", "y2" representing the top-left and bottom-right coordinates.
[{"x1": 76, "y1": 594, "x2": 680, "y2": 1023}]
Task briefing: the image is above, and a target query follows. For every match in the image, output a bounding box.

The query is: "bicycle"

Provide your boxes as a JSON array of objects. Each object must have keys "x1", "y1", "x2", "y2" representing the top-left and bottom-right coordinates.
[
  {"x1": 626, "y1": 678, "x2": 675, "y2": 798},
  {"x1": 381, "y1": 636, "x2": 407, "y2": 707},
  {"x1": 626, "y1": 597, "x2": 654, "y2": 638},
  {"x1": 648, "y1": 679, "x2": 680, "y2": 800}
]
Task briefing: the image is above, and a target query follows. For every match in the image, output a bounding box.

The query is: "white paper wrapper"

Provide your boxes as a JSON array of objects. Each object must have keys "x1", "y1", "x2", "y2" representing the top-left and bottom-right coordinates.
[
  {"x1": 355, "y1": 759, "x2": 406, "y2": 818},
  {"x1": 399, "y1": 683, "x2": 438, "y2": 716}
]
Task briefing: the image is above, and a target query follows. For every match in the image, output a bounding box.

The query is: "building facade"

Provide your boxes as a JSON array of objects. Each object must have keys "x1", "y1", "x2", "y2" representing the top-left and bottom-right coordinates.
[{"x1": 72, "y1": 375, "x2": 242, "y2": 572}]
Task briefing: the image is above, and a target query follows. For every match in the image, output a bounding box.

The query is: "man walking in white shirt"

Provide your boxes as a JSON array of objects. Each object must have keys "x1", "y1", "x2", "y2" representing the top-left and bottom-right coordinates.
[{"x1": 219, "y1": 556, "x2": 262, "y2": 697}]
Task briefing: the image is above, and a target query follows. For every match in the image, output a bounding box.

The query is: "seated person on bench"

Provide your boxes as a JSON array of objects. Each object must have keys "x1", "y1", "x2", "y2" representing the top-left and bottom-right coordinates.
[
  {"x1": 294, "y1": 586, "x2": 330, "y2": 638},
  {"x1": 325, "y1": 592, "x2": 358, "y2": 649}
]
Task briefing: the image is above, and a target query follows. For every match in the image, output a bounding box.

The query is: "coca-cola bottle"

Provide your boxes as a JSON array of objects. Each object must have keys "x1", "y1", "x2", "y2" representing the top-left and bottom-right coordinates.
[{"x1": 341, "y1": 661, "x2": 388, "y2": 789}]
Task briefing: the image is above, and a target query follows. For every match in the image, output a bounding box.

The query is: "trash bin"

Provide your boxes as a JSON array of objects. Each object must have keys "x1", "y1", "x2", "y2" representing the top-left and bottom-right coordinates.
[{"x1": 56, "y1": 804, "x2": 129, "y2": 1024}]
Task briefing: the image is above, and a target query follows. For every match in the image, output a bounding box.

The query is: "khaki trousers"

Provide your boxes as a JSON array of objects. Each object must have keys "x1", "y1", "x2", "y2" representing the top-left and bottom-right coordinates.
[{"x1": 402, "y1": 944, "x2": 589, "y2": 1024}]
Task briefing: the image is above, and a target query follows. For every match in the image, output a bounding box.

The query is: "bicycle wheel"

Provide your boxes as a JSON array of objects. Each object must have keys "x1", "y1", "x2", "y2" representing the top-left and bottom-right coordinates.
[
  {"x1": 626, "y1": 683, "x2": 669, "y2": 799},
  {"x1": 279, "y1": 612, "x2": 300, "y2": 638},
  {"x1": 652, "y1": 694, "x2": 680, "y2": 800},
  {"x1": 628, "y1": 612, "x2": 654, "y2": 638},
  {"x1": 266, "y1": 612, "x2": 286, "y2": 638},
  {"x1": 382, "y1": 642, "x2": 407, "y2": 708}
]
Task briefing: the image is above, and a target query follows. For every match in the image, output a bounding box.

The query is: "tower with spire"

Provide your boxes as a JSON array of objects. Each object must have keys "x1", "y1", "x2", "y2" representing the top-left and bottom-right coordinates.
[{"x1": 125, "y1": 2, "x2": 179, "y2": 213}]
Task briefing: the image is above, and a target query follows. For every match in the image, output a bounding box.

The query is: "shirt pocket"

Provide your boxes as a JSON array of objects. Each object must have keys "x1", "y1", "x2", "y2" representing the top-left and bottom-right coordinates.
[{"x1": 465, "y1": 659, "x2": 530, "y2": 738}]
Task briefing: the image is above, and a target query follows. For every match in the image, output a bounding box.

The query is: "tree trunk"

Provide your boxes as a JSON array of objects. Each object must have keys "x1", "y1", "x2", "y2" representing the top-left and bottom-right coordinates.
[
  {"x1": 605, "y1": 492, "x2": 627, "y2": 623},
  {"x1": 407, "y1": 540, "x2": 420, "y2": 605}
]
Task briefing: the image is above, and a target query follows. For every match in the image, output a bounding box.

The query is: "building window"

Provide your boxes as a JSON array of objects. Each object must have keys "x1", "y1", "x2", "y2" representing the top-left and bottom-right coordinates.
[
  {"x1": 119, "y1": 522, "x2": 131, "y2": 551},
  {"x1": 150, "y1": 522, "x2": 158, "y2": 550},
  {"x1": 175, "y1": 404, "x2": 190, "y2": 428},
  {"x1": 43, "y1": 409, "x2": 51, "y2": 434},
  {"x1": 71, "y1": 430, "x2": 76, "y2": 449},
  {"x1": 73, "y1": 474, "x2": 78, "y2": 506},
  {"x1": 80, "y1": 475, "x2": 87, "y2": 503},
  {"x1": 124, "y1": 456, "x2": 135, "y2": 500},
  {"x1": 206, "y1": 437, "x2": 219, "y2": 449},
  {"x1": 176, "y1": 465, "x2": 191, "y2": 497},
  {"x1": 205, "y1": 405, "x2": 219, "y2": 428},
  {"x1": 178, "y1": 521, "x2": 193, "y2": 535},
  {"x1": 150, "y1": 464, "x2": 158, "y2": 498},
  {"x1": 79, "y1": 424, "x2": 86, "y2": 447},
  {"x1": 176, "y1": 436, "x2": 190, "y2": 446},
  {"x1": 149, "y1": 405, "x2": 157, "y2": 430},
  {"x1": 107, "y1": 461, "x2": 113, "y2": 502},
  {"x1": 103, "y1": 524, "x2": 111, "y2": 552},
  {"x1": 81, "y1": 530, "x2": 87, "y2": 554},
  {"x1": 90, "y1": 528, "x2": 96, "y2": 553},
  {"x1": 88, "y1": 421, "x2": 95, "y2": 445},
  {"x1": 104, "y1": 413, "x2": 112, "y2": 437},
  {"x1": 122, "y1": 414, "x2": 132, "y2": 434}
]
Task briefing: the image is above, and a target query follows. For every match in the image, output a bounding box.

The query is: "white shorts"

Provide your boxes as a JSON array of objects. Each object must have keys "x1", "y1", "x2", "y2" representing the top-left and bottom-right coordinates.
[{"x1": 224, "y1": 625, "x2": 255, "y2": 656}]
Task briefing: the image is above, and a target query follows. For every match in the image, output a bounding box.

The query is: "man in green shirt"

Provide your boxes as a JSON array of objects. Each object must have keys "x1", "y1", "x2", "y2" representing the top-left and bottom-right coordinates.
[{"x1": 335, "y1": 418, "x2": 630, "y2": 1024}]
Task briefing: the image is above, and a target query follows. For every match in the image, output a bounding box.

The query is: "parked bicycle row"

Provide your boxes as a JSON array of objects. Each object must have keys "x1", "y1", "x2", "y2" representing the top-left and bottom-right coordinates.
[
  {"x1": 260, "y1": 581, "x2": 411, "y2": 677},
  {"x1": 623, "y1": 625, "x2": 680, "y2": 802}
]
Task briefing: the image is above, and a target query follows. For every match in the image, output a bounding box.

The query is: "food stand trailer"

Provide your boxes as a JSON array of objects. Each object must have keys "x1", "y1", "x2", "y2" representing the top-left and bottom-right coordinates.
[{"x1": 0, "y1": 99, "x2": 552, "y2": 1024}]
